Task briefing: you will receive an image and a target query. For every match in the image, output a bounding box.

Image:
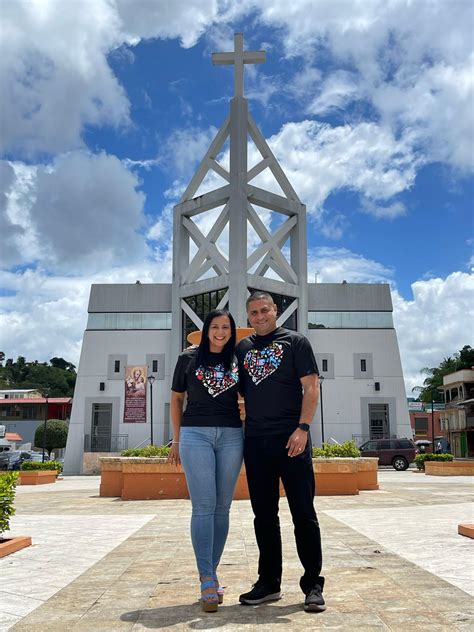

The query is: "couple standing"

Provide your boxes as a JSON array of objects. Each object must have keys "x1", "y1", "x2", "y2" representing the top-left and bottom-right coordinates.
[{"x1": 169, "y1": 291, "x2": 325, "y2": 613}]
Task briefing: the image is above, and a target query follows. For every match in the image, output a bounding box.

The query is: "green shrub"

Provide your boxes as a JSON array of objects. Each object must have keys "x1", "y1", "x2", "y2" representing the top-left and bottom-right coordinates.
[
  {"x1": 0, "y1": 472, "x2": 19, "y2": 536},
  {"x1": 312, "y1": 441, "x2": 360, "y2": 458},
  {"x1": 34, "y1": 419, "x2": 68, "y2": 458},
  {"x1": 20, "y1": 460, "x2": 63, "y2": 473},
  {"x1": 121, "y1": 445, "x2": 170, "y2": 457},
  {"x1": 415, "y1": 453, "x2": 454, "y2": 470}
]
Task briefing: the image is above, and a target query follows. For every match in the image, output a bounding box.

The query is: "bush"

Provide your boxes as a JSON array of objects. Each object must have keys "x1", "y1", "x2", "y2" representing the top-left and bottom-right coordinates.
[
  {"x1": 34, "y1": 419, "x2": 68, "y2": 458},
  {"x1": 415, "y1": 453, "x2": 454, "y2": 470},
  {"x1": 121, "y1": 445, "x2": 170, "y2": 457},
  {"x1": 21, "y1": 460, "x2": 63, "y2": 473},
  {"x1": 0, "y1": 472, "x2": 19, "y2": 536},
  {"x1": 312, "y1": 441, "x2": 360, "y2": 458}
]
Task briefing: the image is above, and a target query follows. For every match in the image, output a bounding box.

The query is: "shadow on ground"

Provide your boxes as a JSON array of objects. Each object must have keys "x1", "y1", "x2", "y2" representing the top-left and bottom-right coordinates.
[{"x1": 121, "y1": 601, "x2": 313, "y2": 628}]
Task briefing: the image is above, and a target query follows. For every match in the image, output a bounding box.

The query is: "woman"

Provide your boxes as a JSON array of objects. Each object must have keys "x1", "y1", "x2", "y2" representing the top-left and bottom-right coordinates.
[{"x1": 169, "y1": 309, "x2": 243, "y2": 612}]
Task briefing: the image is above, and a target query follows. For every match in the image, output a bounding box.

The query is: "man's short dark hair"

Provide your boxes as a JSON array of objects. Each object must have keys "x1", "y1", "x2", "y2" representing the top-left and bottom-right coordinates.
[{"x1": 246, "y1": 291, "x2": 275, "y2": 309}]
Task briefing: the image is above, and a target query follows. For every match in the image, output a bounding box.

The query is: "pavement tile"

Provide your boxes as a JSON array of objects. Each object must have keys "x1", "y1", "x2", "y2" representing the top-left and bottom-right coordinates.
[{"x1": 2, "y1": 472, "x2": 473, "y2": 631}]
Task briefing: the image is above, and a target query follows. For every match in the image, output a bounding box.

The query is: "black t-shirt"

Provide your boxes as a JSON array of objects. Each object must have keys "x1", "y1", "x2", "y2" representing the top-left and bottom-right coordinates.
[
  {"x1": 171, "y1": 347, "x2": 241, "y2": 427},
  {"x1": 236, "y1": 327, "x2": 318, "y2": 436}
]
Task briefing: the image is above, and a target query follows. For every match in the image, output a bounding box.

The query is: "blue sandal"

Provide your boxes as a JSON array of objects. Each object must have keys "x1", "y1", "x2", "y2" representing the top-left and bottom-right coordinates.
[
  {"x1": 214, "y1": 575, "x2": 225, "y2": 604},
  {"x1": 200, "y1": 576, "x2": 219, "y2": 612}
]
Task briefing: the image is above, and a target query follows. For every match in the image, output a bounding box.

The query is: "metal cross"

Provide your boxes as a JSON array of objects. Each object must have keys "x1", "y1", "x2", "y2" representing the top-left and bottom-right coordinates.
[{"x1": 212, "y1": 33, "x2": 266, "y2": 98}]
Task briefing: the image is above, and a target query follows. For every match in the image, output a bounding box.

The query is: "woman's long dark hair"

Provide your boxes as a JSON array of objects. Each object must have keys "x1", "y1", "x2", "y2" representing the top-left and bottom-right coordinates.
[{"x1": 195, "y1": 309, "x2": 236, "y2": 372}]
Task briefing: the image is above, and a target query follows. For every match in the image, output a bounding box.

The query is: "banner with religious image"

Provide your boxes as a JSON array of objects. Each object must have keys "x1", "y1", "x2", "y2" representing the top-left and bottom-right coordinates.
[{"x1": 124, "y1": 365, "x2": 147, "y2": 423}]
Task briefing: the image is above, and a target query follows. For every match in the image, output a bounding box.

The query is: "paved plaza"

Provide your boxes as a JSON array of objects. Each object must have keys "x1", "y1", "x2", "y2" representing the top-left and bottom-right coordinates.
[{"x1": 1, "y1": 470, "x2": 473, "y2": 631}]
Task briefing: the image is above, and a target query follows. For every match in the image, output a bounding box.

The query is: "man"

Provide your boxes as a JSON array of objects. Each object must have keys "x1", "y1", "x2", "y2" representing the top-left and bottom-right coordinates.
[{"x1": 236, "y1": 291, "x2": 325, "y2": 613}]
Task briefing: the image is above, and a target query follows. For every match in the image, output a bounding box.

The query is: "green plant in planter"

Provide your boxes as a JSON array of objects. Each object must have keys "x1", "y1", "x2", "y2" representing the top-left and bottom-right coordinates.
[
  {"x1": 0, "y1": 472, "x2": 19, "y2": 537},
  {"x1": 121, "y1": 445, "x2": 171, "y2": 457},
  {"x1": 312, "y1": 441, "x2": 360, "y2": 458},
  {"x1": 415, "y1": 453, "x2": 454, "y2": 470},
  {"x1": 21, "y1": 460, "x2": 63, "y2": 473}
]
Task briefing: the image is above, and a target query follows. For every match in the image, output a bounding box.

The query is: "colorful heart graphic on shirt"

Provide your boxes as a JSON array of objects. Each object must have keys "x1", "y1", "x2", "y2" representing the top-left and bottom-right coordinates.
[
  {"x1": 243, "y1": 342, "x2": 284, "y2": 385},
  {"x1": 195, "y1": 362, "x2": 238, "y2": 397}
]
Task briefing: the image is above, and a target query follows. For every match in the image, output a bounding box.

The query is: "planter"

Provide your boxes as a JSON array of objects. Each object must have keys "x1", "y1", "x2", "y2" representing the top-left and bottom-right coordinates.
[
  {"x1": 0, "y1": 536, "x2": 32, "y2": 558},
  {"x1": 355, "y1": 457, "x2": 379, "y2": 490},
  {"x1": 19, "y1": 470, "x2": 58, "y2": 485},
  {"x1": 313, "y1": 458, "x2": 359, "y2": 495},
  {"x1": 425, "y1": 460, "x2": 474, "y2": 476},
  {"x1": 99, "y1": 458, "x2": 124, "y2": 497},
  {"x1": 100, "y1": 457, "x2": 376, "y2": 499},
  {"x1": 121, "y1": 458, "x2": 189, "y2": 500}
]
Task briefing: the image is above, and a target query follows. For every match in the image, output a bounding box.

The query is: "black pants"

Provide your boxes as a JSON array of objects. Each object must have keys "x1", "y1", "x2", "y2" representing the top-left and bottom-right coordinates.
[{"x1": 244, "y1": 433, "x2": 323, "y2": 594}]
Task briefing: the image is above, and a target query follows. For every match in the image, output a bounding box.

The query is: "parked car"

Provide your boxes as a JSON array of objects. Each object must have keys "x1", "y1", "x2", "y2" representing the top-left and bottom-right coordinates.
[
  {"x1": 359, "y1": 438, "x2": 416, "y2": 470},
  {"x1": 0, "y1": 450, "x2": 22, "y2": 471}
]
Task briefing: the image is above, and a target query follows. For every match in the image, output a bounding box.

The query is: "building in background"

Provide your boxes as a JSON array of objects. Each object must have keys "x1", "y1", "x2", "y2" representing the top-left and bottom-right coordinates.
[
  {"x1": 441, "y1": 368, "x2": 474, "y2": 457},
  {"x1": 0, "y1": 393, "x2": 72, "y2": 447}
]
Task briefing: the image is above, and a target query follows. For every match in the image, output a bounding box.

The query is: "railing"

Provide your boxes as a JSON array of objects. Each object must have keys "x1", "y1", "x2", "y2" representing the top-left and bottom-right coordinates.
[
  {"x1": 352, "y1": 434, "x2": 397, "y2": 446},
  {"x1": 84, "y1": 434, "x2": 129, "y2": 453}
]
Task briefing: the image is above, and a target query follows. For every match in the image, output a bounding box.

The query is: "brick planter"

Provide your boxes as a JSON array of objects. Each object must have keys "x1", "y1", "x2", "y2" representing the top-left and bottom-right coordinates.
[
  {"x1": 99, "y1": 458, "x2": 124, "y2": 497},
  {"x1": 313, "y1": 458, "x2": 359, "y2": 495},
  {"x1": 121, "y1": 459, "x2": 189, "y2": 500},
  {"x1": 100, "y1": 457, "x2": 376, "y2": 500},
  {"x1": 19, "y1": 470, "x2": 58, "y2": 485},
  {"x1": 0, "y1": 536, "x2": 32, "y2": 558},
  {"x1": 425, "y1": 460, "x2": 474, "y2": 476},
  {"x1": 356, "y1": 457, "x2": 379, "y2": 490}
]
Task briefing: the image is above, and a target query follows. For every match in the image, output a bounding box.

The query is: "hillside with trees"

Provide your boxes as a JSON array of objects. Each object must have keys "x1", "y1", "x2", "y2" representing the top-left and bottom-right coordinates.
[
  {"x1": 0, "y1": 354, "x2": 76, "y2": 397},
  {"x1": 414, "y1": 345, "x2": 474, "y2": 402}
]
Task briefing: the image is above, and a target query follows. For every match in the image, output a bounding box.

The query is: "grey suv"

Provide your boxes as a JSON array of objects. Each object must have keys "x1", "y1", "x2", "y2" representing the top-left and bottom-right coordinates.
[{"x1": 359, "y1": 438, "x2": 416, "y2": 470}]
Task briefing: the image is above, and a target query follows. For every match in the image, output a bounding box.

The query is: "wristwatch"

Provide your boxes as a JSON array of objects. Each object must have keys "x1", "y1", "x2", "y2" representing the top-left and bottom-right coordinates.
[{"x1": 298, "y1": 423, "x2": 310, "y2": 432}]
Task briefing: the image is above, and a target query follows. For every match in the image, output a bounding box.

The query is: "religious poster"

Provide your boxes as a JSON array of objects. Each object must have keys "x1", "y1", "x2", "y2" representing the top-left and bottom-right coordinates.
[{"x1": 124, "y1": 365, "x2": 147, "y2": 423}]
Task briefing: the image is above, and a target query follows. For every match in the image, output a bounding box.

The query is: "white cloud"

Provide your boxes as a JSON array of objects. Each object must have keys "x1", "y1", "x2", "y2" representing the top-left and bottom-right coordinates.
[
  {"x1": 2, "y1": 152, "x2": 148, "y2": 273},
  {"x1": 223, "y1": 0, "x2": 474, "y2": 171},
  {"x1": 115, "y1": 0, "x2": 219, "y2": 49},
  {"x1": 309, "y1": 247, "x2": 394, "y2": 284},
  {"x1": 307, "y1": 70, "x2": 359, "y2": 116},
  {"x1": 392, "y1": 272, "x2": 474, "y2": 394},
  {"x1": 0, "y1": 0, "x2": 220, "y2": 157},
  {"x1": 361, "y1": 199, "x2": 407, "y2": 220},
  {"x1": 0, "y1": 254, "x2": 173, "y2": 365},
  {"x1": 258, "y1": 120, "x2": 419, "y2": 217}
]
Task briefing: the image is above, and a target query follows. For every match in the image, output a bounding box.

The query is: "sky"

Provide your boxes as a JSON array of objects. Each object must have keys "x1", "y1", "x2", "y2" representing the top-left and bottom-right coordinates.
[{"x1": 0, "y1": 0, "x2": 473, "y2": 395}]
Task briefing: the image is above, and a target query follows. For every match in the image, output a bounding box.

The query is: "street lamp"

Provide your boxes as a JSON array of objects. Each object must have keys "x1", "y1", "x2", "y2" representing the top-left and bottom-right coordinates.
[
  {"x1": 42, "y1": 388, "x2": 50, "y2": 463},
  {"x1": 319, "y1": 375, "x2": 325, "y2": 445},
  {"x1": 148, "y1": 375, "x2": 156, "y2": 446}
]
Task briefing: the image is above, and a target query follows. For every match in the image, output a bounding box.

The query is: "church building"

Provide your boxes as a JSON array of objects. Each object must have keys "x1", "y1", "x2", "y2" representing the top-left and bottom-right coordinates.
[{"x1": 64, "y1": 35, "x2": 410, "y2": 475}]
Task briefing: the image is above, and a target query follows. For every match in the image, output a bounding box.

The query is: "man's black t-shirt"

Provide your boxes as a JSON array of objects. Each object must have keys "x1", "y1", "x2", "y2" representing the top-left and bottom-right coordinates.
[
  {"x1": 171, "y1": 347, "x2": 241, "y2": 427},
  {"x1": 236, "y1": 327, "x2": 318, "y2": 436}
]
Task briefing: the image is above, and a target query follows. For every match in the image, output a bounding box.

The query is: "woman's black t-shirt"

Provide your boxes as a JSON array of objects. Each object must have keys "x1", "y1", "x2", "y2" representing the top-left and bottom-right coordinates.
[{"x1": 171, "y1": 347, "x2": 241, "y2": 427}]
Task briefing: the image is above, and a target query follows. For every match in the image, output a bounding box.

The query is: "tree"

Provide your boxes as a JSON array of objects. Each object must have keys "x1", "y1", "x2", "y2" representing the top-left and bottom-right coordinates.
[
  {"x1": 34, "y1": 419, "x2": 69, "y2": 457},
  {"x1": 50, "y1": 357, "x2": 76, "y2": 372},
  {"x1": 414, "y1": 345, "x2": 474, "y2": 403}
]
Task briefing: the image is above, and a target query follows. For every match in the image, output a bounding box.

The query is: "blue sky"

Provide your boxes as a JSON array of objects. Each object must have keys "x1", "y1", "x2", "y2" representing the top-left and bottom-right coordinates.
[{"x1": 0, "y1": 0, "x2": 473, "y2": 393}]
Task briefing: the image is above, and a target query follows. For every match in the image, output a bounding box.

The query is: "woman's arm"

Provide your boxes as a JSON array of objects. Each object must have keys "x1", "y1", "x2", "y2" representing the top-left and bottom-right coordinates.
[{"x1": 168, "y1": 390, "x2": 185, "y2": 465}]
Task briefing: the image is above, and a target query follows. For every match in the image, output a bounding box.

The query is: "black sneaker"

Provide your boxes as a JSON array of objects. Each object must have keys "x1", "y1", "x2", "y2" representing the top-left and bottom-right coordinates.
[
  {"x1": 304, "y1": 584, "x2": 326, "y2": 612},
  {"x1": 239, "y1": 580, "x2": 281, "y2": 605}
]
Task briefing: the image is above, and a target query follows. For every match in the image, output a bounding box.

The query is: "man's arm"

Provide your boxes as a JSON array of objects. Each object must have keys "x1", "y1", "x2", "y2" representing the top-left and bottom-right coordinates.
[{"x1": 286, "y1": 373, "x2": 320, "y2": 457}]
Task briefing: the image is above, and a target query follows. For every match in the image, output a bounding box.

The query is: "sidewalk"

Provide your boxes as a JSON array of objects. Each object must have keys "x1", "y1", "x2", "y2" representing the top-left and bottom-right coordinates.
[{"x1": 1, "y1": 470, "x2": 473, "y2": 631}]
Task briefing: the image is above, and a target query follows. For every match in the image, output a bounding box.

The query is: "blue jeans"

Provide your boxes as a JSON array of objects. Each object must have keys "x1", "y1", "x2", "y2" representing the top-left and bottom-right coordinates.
[{"x1": 180, "y1": 426, "x2": 243, "y2": 578}]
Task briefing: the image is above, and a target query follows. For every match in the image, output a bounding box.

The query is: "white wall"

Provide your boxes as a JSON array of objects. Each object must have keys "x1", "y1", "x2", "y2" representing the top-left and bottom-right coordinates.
[
  {"x1": 64, "y1": 330, "x2": 172, "y2": 474},
  {"x1": 307, "y1": 328, "x2": 411, "y2": 445}
]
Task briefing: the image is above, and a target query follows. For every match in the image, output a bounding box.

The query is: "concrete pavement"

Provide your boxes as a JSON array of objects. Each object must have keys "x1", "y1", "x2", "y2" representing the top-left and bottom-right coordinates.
[{"x1": 1, "y1": 470, "x2": 473, "y2": 631}]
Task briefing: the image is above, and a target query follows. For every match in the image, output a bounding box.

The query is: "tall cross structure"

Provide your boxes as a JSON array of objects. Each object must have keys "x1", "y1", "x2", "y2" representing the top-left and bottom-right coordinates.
[{"x1": 171, "y1": 33, "x2": 308, "y2": 354}]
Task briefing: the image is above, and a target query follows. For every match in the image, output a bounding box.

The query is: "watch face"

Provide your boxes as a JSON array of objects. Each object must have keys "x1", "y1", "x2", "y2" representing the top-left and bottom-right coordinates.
[{"x1": 299, "y1": 423, "x2": 310, "y2": 432}]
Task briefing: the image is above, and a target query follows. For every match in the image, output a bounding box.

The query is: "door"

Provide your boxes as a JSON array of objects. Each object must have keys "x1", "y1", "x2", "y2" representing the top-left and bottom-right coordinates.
[
  {"x1": 91, "y1": 403, "x2": 112, "y2": 452},
  {"x1": 369, "y1": 404, "x2": 389, "y2": 439}
]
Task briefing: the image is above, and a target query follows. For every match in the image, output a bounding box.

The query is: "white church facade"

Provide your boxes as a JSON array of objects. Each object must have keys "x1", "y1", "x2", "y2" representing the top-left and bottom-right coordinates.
[{"x1": 64, "y1": 35, "x2": 410, "y2": 474}]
